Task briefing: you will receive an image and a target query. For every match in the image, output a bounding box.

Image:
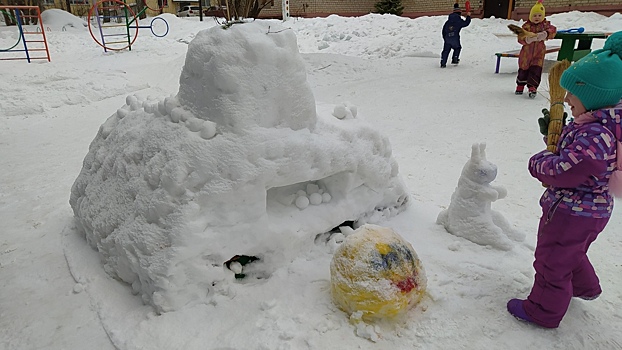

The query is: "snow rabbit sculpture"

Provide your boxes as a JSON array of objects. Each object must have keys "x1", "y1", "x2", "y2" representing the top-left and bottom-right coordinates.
[{"x1": 436, "y1": 143, "x2": 524, "y2": 250}]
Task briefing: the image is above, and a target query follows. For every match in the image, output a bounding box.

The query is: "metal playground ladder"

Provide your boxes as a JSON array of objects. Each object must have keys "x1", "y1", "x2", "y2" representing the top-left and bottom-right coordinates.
[{"x1": 0, "y1": 5, "x2": 51, "y2": 62}]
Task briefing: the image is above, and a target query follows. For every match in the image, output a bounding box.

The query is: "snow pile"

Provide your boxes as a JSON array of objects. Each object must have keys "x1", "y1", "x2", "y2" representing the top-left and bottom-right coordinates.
[
  {"x1": 69, "y1": 21, "x2": 409, "y2": 313},
  {"x1": 436, "y1": 143, "x2": 525, "y2": 250},
  {"x1": 41, "y1": 9, "x2": 87, "y2": 31},
  {"x1": 330, "y1": 224, "x2": 426, "y2": 325}
]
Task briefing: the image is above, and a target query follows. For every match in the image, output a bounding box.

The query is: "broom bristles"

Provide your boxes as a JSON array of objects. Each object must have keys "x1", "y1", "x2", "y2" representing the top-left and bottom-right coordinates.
[
  {"x1": 507, "y1": 24, "x2": 537, "y2": 40},
  {"x1": 541, "y1": 59, "x2": 571, "y2": 188},
  {"x1": 546, "y1": 59, "x2": 572, "y2": 153}
]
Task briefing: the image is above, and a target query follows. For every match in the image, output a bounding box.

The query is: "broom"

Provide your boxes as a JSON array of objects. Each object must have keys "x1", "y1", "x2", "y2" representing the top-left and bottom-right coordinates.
[
  {"x1": 542, "y1": 59, "x2": 571, "y2": 187},
  {"x1": 507, "y1": 24, "x2": 537, "y2": 41},
  {"x1": 545, "y1": 59, "x2": 571, "y2": 154}
]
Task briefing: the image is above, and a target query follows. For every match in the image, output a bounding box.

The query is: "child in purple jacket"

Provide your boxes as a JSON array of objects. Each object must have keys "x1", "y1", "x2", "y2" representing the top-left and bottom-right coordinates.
[{"x1": 507, "y1": 30, "x2": 622, "y2": 328}]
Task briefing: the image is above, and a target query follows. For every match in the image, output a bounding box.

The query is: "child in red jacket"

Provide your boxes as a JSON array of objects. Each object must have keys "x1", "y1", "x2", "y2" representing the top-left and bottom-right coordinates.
[{"x1": 515, "y1": 0, "x2": 556, "y2": 98}]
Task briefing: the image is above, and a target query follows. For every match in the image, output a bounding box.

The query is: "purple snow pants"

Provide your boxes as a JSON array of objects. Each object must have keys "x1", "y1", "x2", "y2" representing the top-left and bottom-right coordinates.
[{"x1": 523, "y1": 208, "x2": 609, "y2": 328}]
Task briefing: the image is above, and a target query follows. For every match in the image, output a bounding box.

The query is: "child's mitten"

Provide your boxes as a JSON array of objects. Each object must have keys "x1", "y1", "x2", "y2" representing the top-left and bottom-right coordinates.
[
  {"x1": 536, "y1": 31, "x2": 548, "y2": 41},
  {"x1": 538, "y1": 109, "x2": 550, "y2": 135},
  {"x1": 538, "y1": 108, "x2": 568, "y2": 136}
]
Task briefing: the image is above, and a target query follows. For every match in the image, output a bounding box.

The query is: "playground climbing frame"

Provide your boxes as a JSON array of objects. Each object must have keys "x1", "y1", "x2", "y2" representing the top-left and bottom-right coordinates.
[
  {"x1": 0, "y1": 6, "x2": 51, "y2": 62},
  {"x1": 87, "y1": 0, "x2": 168, "y2": 52}
]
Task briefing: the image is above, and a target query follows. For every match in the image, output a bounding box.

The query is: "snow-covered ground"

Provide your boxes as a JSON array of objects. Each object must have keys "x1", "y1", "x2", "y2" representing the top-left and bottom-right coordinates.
[{"x1": 1, "y1": 9, "x2": 622, "y2": 350}]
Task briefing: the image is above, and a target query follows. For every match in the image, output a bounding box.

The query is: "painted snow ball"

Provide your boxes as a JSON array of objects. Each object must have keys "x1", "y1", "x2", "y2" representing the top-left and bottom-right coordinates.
[{"x1": 330, "y1": 224, "x2": 426, "y2": 321}]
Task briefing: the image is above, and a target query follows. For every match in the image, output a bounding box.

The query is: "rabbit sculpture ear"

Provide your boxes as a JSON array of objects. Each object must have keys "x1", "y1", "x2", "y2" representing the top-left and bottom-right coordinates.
[
  {"x1": 470, "y1": 142, "x2": 487, "y2": 161},
  {"x1": 471, "y1": 143, "x2": 481, "y2": 161},
  {"x1": 479, "y1": 143, "x2": 487, "y2": 160}
]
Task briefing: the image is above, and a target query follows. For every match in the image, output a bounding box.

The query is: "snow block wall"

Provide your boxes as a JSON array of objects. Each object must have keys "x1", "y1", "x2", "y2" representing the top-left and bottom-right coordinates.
[{"x1": 70, "y1": 21, "x2": 409, "y2": 313}]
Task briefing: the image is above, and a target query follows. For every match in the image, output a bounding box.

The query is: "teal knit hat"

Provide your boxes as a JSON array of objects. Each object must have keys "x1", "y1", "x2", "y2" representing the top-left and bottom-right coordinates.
[{"x1": 560, "y1": 31, "x2": 622, "y2": 111}]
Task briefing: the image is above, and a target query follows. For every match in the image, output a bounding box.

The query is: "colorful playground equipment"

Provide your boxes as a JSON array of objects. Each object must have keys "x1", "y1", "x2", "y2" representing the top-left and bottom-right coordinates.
[
  {"x1": 0, "y1": 6, "x2": 51, "y2": 62},
  {"x1": 87, "y1": 0, "x2": 169, "y2": 52}
]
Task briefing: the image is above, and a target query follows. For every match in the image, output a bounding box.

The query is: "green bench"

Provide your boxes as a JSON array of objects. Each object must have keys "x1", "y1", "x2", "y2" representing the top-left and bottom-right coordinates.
[{"x1": 554, "y1": 32, "x2": 611, "y2": 62}]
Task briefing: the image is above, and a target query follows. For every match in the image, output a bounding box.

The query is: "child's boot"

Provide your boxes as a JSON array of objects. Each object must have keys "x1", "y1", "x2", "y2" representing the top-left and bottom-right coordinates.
[
  {"x1": 507, "y1": 299, "x2": 558, "y2": 328},
  {"x1": 515, "y1": 85, "x2": 524, "y2": 95},
  {"x1": 507, "y1": 299, "x2": 534, "y2": 324},
  {"x1": 528, "y1": 86, "x2": 537, "y2": 99},
  {"x1": 451, "y1": 58, "x2": 460, "y2": 64}
]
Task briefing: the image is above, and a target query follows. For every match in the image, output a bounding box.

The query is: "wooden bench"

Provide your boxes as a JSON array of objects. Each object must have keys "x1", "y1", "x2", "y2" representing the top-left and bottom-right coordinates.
[{"x1": 494, "y1": 46, "x2": 561, "y2": 73}]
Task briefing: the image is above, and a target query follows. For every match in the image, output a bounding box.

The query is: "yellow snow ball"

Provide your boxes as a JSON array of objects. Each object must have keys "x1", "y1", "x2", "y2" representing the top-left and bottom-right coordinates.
[{"x1": 330, "y1": 224, "x2": 426, "y2": 321}]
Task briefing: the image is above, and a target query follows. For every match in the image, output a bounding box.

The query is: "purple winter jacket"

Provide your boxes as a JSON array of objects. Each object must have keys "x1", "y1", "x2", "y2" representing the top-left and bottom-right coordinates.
[{"x1": 529, "y1": 102, "x2": 622, "y2": 218}]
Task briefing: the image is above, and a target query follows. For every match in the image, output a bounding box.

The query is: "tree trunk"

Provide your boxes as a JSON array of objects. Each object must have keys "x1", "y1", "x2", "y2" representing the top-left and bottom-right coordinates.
[{"x1": 136, "y1": 0, "x2": 145, "y2": 19}]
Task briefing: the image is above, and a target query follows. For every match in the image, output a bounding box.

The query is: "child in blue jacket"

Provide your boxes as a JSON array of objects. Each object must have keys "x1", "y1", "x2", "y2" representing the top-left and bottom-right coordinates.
[
  {"x1": 507, "y1": 31, "x2": 622, "y2": 328},
  {"x1": 440, "y1": 3, "x2": 471, "y2": 68}
]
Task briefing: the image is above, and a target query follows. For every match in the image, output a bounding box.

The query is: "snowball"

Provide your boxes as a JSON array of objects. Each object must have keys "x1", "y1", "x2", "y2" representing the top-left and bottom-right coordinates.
[
  {"x1": 295, "y1": 195, "x2": 310, "y2": 209},
  {"x1": 355, "y1": 321, "x2": 379, "y2": 342},
  {"x1": 228, "y1": 261, "x2": 243, "y2": 274},
  {"x1": 186, "y1": 118, "x2": 204, "y2": 132},
  {"x1": 170, "y1": 108, "x2": 183, "y2": 123},
  {"x1": 329, "y1": 232, "x2": 345, "y2": 244},
  {"x1": 339, "y1": 225, "x2": 355, "y2": 236},
  {"x1": 131, "y1": 279, "x2": 141, "y2": 295},
  {"x1": 164, "y1": 96, "x2": 179, "y2": 115},
  {"x1": 276, "y1": 193, "x2": 296, "y2": 206},
  {"x1": 126, "y1": 95, "x2": 138, "y2": 106},
  {"x1": 448, "y1": 241, "x2": 461, "y2": 251},
  {"x1": 296, "y1": 190, "x2": 307, "y2": 197},
  {"x1": 309, "y1": 192, "x2": 323, "y2": 205},
  {"x1": 180, "y1": 110, "x2": 192, "y2": 122},
  {"x1": 200, "y1": 121, "x2": 217, "y2": 140},
  {"x1": 116, "y1": 108, "x2": 128, "y2": 119},
  {"x1": 129, "y1": 97, "x2": 142, "y2": 111},
  {"x1": 306, "y1": 183, "x2": 320, "y2": 194},
  {"x1": 330, "y1": 224, "x2": 426, "y2": 321},
  {"x1": 322, "y1": 192, "x2": 332, "y2": 203},
  {"x1": 348, "y1": 105, "x2": 358, "y2": 118},
  {"x1": 333, "y1": 105, "x2": 348, "y2": 119},
  {"x1": 72, "y1": 283, "x2": 84, "y2": 294},
  {"x1": 158, "y1": 100, "x2": 167, "y2": 116},
  {"x1": 143, "y1": 101, "x2": 157, "y2": 114},
  {"x1": 260, "y1": 299, "x2": 277, "y2": 311}
]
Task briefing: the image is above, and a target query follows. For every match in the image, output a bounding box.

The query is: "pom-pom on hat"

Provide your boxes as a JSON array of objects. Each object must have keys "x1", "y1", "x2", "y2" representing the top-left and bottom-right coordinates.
[
  {"x1": 560, "y1": 31, "x2": 622, "y2": 111},
  {"x1": 529, "y1": 0, "x2": 545, "y2": 22},
  {"x1": 453, "y1": 2, "x2": 461, "y2": 12}
]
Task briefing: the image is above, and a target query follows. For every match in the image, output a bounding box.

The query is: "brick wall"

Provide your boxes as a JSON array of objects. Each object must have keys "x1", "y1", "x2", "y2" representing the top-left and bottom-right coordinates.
[
  {"x1": 259, "y1": 0, "x2": 622, "y2": 19},
  {"x1": 260, "y1": 0, "x2": 462, "y2": 18},
  {"x1": 512, "y1": 0, "x2": 622, "y2": 20}
]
